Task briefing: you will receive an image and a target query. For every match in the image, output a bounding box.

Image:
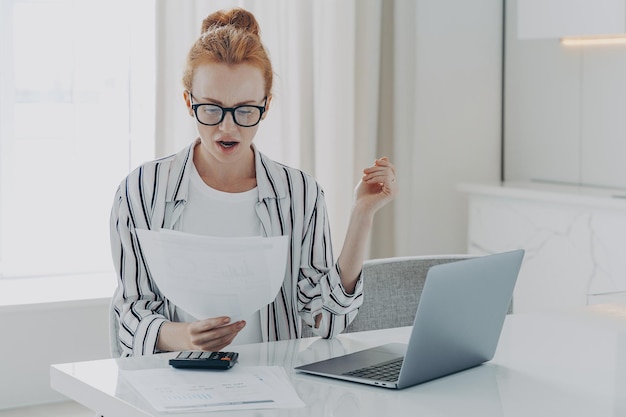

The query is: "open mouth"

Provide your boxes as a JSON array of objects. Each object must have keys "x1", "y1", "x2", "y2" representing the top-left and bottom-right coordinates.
[{"x1": 218, "y1": 141, "x2": 238, "y2": 148}]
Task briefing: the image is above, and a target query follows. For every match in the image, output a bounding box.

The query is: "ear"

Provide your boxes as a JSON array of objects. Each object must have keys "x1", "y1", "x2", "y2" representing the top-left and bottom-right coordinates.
[
  {"x1": 183, "y1": 90, "x2": 194, "y2": 117},
  {"x1": 262, "y1": 95, "x2": 272, "y2": 119}
]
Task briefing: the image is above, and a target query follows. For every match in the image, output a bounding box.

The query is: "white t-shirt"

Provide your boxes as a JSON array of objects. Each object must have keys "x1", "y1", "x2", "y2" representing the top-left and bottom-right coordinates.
[{"x1": 177, "y1": 163, "x2": 263, "y2": 345}]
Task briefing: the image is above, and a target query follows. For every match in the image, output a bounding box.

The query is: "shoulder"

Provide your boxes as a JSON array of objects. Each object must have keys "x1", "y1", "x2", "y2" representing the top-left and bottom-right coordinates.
[
  {"x1": 255, "y1": 151, "x2": 324, "y2": 201},
  {"x1": 118, "y1": 154, "x2": 174, "y2": 195},
  {"x1": 114, "y1": 144, "x2": 194, "y2": 213},
  {"x1": 119, "y1": 144, "x2": 191, "y2": 193}
]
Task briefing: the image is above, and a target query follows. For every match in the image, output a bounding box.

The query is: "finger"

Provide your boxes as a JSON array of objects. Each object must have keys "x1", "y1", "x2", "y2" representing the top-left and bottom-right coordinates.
[
  {"x1": 363, "y1": 162, "x2": 395, "y2": 176},
  {"x1": 194, "y1": 336, "x2": 232, "y2": 352},
  {"x1": 201, "y1": 320, "x2": 244, "y2": 339},
  {"x1": 192, "y1": 316, "x2": 231, "y2": 333},
  {"x1": 191, "y1": 320, "x2": 245, "y2": 348},
  {"x1": 194, "y1": 332, "x2": 236, "y2": 351},
  {"x1": 373, "y1": 157, "x2": 395, "y2": 173},
  {"x1": 364, "y1": 158, "x2": 396, "y2": 183},
  {"x1": 362, "y1": 171, "x2": 396, "y2": 185},
  {"x1": 362, "y1": 168, "x2": 393, "y2": 182},
  {"x1": 195, "y1": 326, "x2": 243, "y2": 352}
]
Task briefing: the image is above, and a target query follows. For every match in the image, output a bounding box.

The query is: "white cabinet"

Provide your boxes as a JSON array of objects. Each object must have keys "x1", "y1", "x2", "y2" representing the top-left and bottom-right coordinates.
[
  {"x1": 505, "y1": 0, "x2": 626, "y2": 190},
  {"x1": 517, "y1": 0, "x2": 626, "y2": 39},
  {"x1": 460, "y1": 181, "x2": 626, "y2": 313}
]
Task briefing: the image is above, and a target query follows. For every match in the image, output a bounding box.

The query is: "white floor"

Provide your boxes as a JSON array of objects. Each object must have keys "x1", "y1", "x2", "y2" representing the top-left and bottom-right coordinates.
[{"x1": 0, "y1": 401, "x2": 93, "y2": 417}]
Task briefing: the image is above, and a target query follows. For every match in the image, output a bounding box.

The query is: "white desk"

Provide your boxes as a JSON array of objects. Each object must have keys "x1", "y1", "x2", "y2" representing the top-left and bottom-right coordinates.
[{"x1": 51, "y1": 304, "x2": 626, "y2": 416}]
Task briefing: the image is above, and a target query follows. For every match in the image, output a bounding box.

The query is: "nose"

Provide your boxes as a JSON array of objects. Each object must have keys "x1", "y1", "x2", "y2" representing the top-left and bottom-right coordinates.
[{"x1": 219, "y1": 110, "x2": 237, "y2": 131}]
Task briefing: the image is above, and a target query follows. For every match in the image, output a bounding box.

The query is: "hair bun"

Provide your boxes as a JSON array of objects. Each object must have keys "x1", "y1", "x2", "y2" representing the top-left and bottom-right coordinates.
[{"x1": 201, "y1": 7, "x2": 260, "y2": 37}]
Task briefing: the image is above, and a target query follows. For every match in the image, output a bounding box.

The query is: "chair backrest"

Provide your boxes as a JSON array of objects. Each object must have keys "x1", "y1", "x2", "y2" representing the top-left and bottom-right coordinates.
[
  {"x1": 301, "y1": 255, "x2": 476, "y2": 337},
  {"x1": 343, "y1": 255, "x2": 476, "y2": 333}
]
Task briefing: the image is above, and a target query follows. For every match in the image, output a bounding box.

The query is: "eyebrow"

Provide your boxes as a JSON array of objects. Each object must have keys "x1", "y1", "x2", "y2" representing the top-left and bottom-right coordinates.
[{"x1": 196, "y1": 96, "x2": 262, "y2": 106}]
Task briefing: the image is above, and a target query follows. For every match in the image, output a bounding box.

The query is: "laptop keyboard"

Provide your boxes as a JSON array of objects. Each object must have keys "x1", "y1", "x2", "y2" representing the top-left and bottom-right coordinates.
[{"x1": 342, "y1": 358, "x2": 404, "y2": 382}]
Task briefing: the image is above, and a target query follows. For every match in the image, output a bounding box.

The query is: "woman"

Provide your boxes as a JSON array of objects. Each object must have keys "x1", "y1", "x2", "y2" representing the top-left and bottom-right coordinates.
[{"x1": 110, "y1": 7, "x2": 397, "y2": 357}]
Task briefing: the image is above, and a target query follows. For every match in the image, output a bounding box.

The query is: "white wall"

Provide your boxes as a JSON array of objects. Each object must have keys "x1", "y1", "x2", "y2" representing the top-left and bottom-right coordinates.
[
  {"x1": 394, "y1": 0, "x2": 504, "y2": 256},
  {"x1": 505, "y1": 0, "x2": 626, "y2": 188},
  {"x1": 0, "y1": 300, "x2": 110, "y2": 410}
]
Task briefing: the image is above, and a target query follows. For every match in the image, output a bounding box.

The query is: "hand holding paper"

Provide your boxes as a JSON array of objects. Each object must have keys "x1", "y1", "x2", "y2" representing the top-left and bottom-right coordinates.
[{"x1": 136, "y1": 229, "x2": 289, "y2": 322}]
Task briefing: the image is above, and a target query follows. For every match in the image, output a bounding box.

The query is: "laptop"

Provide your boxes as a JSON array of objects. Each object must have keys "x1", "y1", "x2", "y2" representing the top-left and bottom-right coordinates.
[{"x1": 295, "y1": 249, "x2": 525, "y2": 389}]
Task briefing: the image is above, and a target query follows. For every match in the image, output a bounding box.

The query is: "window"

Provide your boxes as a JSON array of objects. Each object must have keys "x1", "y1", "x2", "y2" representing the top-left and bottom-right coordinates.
[{"x1": 0, "y1": 0, "x2": 155, "y2": 279}]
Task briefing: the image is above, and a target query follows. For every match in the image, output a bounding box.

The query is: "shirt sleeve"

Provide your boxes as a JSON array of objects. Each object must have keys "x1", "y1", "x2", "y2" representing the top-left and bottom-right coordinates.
[
  {"x1": 296, "y1": 187, "x2": 364, "y2": 338},
  {"x1": 109, "y1": 172, "x2": 168, "y2": 357}
]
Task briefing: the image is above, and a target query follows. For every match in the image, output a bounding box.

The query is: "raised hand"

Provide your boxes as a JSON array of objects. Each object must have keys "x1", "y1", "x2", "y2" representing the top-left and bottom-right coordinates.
[{"x1": 353, "y1": 157, "x2": 398, "y2": 215}]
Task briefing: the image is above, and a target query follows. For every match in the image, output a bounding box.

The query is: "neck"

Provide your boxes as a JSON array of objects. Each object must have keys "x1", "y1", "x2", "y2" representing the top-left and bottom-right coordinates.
[{"x1": 193, "y1": 143, "x2": 256, "y2": 192}]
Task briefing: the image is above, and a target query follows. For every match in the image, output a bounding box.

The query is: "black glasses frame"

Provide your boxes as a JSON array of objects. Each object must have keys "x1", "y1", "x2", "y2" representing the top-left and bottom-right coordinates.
[{"x1": 189, "y1": 92, "x2": 267, "y2": 127}]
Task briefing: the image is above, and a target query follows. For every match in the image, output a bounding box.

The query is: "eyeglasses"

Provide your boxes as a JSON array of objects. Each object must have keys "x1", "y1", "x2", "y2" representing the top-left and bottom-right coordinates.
[{"x1": 188, "y1": 92, "x2": 267, "y2": 127}]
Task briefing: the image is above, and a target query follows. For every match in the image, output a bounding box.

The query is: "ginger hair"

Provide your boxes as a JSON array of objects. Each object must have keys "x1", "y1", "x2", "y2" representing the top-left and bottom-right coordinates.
[{"x1": 182, "y1": 8, "x2": 273, "y2": 97}]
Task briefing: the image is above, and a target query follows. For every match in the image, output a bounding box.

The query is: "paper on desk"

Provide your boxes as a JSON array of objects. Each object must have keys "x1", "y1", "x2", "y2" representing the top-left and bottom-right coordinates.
[
  {"x1": 119, "y1": 366, "x2": 305, "y2": 413},
  {"x1": 135, "y1": 229, "x2": 288, "y2": 321}
]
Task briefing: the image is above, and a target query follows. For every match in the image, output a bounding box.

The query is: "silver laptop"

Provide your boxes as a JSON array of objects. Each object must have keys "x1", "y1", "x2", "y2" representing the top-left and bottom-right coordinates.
[{"x1": 295, "y1": 249, "x2": 525, "y2": 389}]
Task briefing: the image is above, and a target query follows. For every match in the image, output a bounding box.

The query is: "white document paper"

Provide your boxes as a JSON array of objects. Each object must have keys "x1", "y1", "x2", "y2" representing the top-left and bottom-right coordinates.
[
  {"x1": 119, "y1": 366, "x2": 305, "y2": 413},
  {"x1": 135, "y1": 229, "x2": 289, "y2": 321}
]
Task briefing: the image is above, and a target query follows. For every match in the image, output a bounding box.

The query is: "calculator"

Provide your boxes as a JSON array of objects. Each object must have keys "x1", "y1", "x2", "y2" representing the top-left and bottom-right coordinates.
[{"x1": 169, "y1": 351, "x2": 239, "y2": 370}]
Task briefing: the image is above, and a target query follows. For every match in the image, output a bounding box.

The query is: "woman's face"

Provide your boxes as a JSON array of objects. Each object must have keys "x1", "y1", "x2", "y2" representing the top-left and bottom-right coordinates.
[{"x1": 185, "y1": 62, "x2": 269, "y2": 166}]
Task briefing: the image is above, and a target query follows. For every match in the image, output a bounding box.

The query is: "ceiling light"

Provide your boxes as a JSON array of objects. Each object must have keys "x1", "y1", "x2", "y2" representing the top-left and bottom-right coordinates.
[{"x1": 561, "y1": 34, "x2": 626, "y2": 46}]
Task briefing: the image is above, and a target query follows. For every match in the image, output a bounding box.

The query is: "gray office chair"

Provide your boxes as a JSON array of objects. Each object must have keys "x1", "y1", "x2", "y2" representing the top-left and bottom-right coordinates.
[{"x1": 302, "y1": 255, "x2": 477, "y2": 337}]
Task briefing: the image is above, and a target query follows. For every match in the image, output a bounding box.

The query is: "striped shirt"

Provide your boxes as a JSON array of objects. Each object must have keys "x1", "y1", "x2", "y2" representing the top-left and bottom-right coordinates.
[{"x1": 109, "y1": 139, "x2": 363, "y2": 356}]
